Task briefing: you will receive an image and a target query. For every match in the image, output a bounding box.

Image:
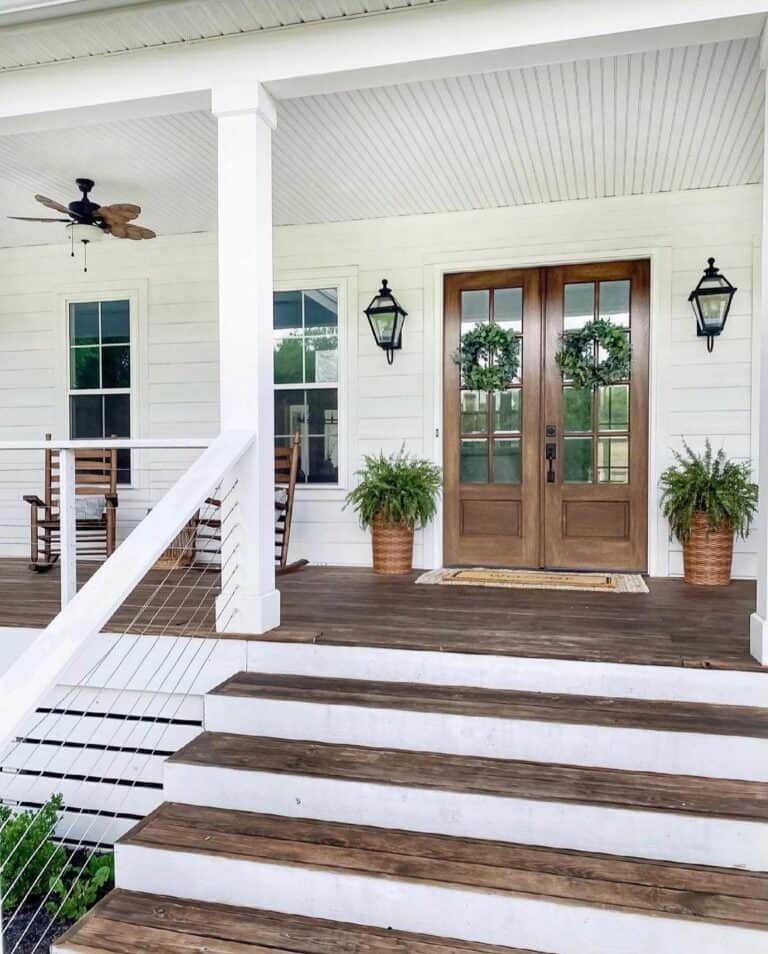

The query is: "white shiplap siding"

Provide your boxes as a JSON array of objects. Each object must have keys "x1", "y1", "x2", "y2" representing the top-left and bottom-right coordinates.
[{"x1": 0, "y1": 184, "x2": 760, "y2": 575}]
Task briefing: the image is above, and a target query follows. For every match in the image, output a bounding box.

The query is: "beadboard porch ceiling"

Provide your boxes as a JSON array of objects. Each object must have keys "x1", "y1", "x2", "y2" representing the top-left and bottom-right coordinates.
[{"x1": 0, "y1": 34, "x2": 763, "y2": 246}]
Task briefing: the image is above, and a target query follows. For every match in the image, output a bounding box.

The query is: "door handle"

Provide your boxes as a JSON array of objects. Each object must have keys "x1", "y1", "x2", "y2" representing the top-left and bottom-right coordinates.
[{"x1": 545, "y1": 442, "x2": 557, "y2": 483}]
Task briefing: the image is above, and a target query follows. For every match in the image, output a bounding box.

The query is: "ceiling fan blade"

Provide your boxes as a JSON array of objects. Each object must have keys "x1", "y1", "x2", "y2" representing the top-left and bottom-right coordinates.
[
  {"x1": 109, "y1": 223, "x2": 156, "y2": 240},
  {"x1": 34, "y1": 194, "x2": 73, "y2": 216},
  {"x1": 8, "y1": 215, "x2": 71, "y2": 222},
  {"x1": 97, "y1": 203, "x2": 141, "y2": 224}
]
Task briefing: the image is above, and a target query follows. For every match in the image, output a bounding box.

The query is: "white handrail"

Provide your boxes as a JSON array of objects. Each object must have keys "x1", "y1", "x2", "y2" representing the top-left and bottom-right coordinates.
[
  {"x1": 0, "y1": 438, "x2": 212, "y2": 450},
  {"x1": 0, "y1": 429, "x2": 255, "y2": 753}
]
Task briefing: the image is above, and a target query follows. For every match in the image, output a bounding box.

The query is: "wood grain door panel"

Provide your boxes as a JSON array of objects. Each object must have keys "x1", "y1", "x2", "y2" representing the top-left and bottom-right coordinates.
[
  {"x1": 443, "y1": 269, "x2": 542, "y2": 567},
  {"x1": 543, "y1": 260, "x2": 649, "y2": 571}
]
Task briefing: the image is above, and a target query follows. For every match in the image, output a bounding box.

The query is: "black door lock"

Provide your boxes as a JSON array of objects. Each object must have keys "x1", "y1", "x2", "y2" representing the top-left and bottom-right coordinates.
[{"x1": 545, "y1": 442, "x2": 557, "y2": 483}]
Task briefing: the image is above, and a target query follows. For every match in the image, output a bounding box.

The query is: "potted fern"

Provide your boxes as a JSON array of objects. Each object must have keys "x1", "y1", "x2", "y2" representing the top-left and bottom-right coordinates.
[
  {"x1": 659, "y1": 441, "x2": 757, "y2": 586},
  {"x1": 345, "y1": 449, "x2": 442, "y2": 574}
]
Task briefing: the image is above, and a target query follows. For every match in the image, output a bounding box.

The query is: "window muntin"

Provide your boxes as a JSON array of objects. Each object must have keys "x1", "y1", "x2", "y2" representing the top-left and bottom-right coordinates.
[
  {"x1": 273, "y1": 288, "x2": 339, "y2": 484},
  {"x1": 68, "y1": 299, "x2": 131, "y2": 483}
]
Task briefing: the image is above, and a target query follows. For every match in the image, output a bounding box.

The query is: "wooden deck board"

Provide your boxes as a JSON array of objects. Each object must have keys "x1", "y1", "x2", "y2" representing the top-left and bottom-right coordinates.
[
  {"x1": 169, "y1": 732, "x2": 768, "y2": 820},
  {"x1": 57, "y1": 889, "x2": 535, "y2": 953},
  {"x1": 211, "y1": 673, "x2": 768, "y2": 737},
  {"x1": 0, "y1": 560, "x2": 760, "y2": 672},
  {"x1": 121, "y1": 804, "x2": 768, "y2": 929}
]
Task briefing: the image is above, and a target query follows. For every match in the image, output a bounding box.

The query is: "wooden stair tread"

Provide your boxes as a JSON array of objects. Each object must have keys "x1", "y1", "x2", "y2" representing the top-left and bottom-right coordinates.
[
  {"x1": 120, "y1": 804, "x2": 768, "y2": 930},
  {"x1": 56, "y1": 889, "x2": 535, "y2": 953},
  {"x1": 169, "y1": 731, "x2": 768, "y2": 820},
  {"x1": 211, "y1": 672, "x2": 768, "y2": 738}
]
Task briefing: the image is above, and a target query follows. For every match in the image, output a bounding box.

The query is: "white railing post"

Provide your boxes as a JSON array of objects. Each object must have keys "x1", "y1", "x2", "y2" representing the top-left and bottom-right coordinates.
[
  {"x1": 59, "y1": 447, "x2": 77, "y2": 607},
  {"x1": 212, "y1": 82, "x2": 281, "y2": 635},
  {"x1": 750, "y1": 33, "x2": 768, "y2": 665}
]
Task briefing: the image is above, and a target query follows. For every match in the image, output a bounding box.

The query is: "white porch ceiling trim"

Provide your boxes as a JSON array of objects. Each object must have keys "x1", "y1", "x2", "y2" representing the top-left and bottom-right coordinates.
[{"x1": 0, "y1": 35, "x2": 761, "y2": 245}]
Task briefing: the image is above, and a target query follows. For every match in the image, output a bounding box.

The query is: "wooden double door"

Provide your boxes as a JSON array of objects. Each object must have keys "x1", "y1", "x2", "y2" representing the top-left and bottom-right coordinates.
[{"x1": 443, "y1": 261, "x2": 649, "y2": 572}]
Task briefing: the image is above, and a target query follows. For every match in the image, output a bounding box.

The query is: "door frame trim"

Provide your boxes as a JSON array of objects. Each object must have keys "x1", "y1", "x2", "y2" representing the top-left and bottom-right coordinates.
[{"x1": 423, "y1": 242, "x2": 673, "y2": 577}]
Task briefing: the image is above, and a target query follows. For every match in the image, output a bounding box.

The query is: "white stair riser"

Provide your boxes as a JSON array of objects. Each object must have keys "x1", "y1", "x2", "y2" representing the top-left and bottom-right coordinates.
[
  {"x1": 164, "y1": 762, "x2": 768, "y2": 870},
  {"x1": 115, "y1": 843, "x2": 765, "y2": 954},
  {"x1": 247, "y1": 643, "x2": 768, "y2": 706},
  {"x1": 205, "y1": 695, "x2": 768, "y2": 781}
]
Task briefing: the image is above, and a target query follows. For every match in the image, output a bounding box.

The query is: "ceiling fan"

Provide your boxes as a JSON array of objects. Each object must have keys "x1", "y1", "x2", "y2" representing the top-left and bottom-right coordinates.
[
  {"x1": 9, "y1": 177, "x2": 156, "y2": 241},
  {"x1": 8, "y1": 177, "x2": 156, "y2": 271}
]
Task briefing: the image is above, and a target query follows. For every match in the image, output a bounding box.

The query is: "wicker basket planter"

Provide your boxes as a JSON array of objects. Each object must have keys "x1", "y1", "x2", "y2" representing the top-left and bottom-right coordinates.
[
  {"x1": 153, "y1": 515, "x2": 198, "y2": 571},
  {"x1": 682, "y1": 512, "x2": 734, "y2": 587},
  {"x1": 371, "y1": 514, "x2": 414, "y2": 575}
]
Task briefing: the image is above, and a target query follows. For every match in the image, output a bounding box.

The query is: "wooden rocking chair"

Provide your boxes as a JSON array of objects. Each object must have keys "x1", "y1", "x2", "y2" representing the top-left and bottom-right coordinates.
[
  {"x1": 275, "y1": 432, "x2": 308, "y2": 575},
  {"x1": 23, "y1": 434, "x2": 118, "y2": 572},
  {"x1": 198, "y1": 432, "x2": 307, "y2": 575}
]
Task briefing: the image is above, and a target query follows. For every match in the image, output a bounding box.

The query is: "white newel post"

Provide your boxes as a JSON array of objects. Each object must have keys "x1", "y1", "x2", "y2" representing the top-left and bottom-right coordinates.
[
  {"x1": 213, "y1": 83, "x2": 281, "y2": 634},
  {"x1": 750, "y1": 41, "x2": 768, "y2": 665}
]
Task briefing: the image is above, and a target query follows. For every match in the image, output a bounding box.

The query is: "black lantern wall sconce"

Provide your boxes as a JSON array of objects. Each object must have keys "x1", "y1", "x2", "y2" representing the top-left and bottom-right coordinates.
[
  {"x1": 688, "y1": 257, "x2": 737, "y2": 353},
  {"x1": 364, "y1": 279, "x2": 407, "y2": 365}
]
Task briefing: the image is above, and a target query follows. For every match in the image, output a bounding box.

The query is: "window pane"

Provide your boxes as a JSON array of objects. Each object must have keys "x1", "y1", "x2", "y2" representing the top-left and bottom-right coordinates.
[
  {"x1": 461, "y1": 391, "x2": 487, "y2": 434},
  {"x1": 305, "y1": 335, "x2": 338, "y2": 384},
  {"x1": 306, "y1": 387, "x2": 338, "y2": 435},
  {"x1": 460, "y1": 439, "x2": 488, "y2": 482},
  {"x1": 563, "y1": 387, "x2": 593, "y2": 432},
  {"x1": 71, "y1": 347, "x2": 100, "y2": 389},
  {"x1": 101, "y1": 300, "x2": 130, "y2": 343},
  {"x1": 101, "y1": 345, "x2": 130, "y2": 388},
  {"x1": 274, "y1": 389, "x2": 306, "y2": 437},
  {"x1": 274, "y1": 333, "x2": 304, "y2": 384},
  {"x1": 273, "y1": 291, "x2": 302, "y2": 330},
  {"x1": 494, "y1": 288, "x2": 522, "y2": 333},
  {"x1": 564, "y1": 283, "x2": 594, "y2": 330},
  {"x1": 494, "y1": 390, "x2": 521, "y2": 432},
  {"x1": 563, "y1": 436, "x2": 593, "y2": 483},
  {"x1": 303, "y1": 288, "x2": 337, "y2": 330},
  {"x1": 104, "y1": 393, "x2": 130, "y2": 437},
  {"x1": 493, "y1": 438, "x2": 521, "y2": 483},
  {"x1": 306, "y1": 435, "x2": 338, "y2": 483},
  {"x1": 598, "y1": 436, "x2": 629, "y2": 483},
  {"x1": 599, "y1": 280, "x2": 630, "y2": 327},
  {"x1": 70, "y1": 394, "x2": 103, "y2": 438},
  {"x1": 461, "y1": 290, "x2": 489, "y2": 325},
  {"x1": 69, "y1": 303, "x2": 99, "y2": 345},
  {"x1": 598, "y1": 384, "x2": 629, "y2": 432}
]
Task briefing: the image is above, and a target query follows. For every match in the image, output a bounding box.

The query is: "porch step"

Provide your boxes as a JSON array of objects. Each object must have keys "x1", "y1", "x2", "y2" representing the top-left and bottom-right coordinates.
[
  {"x1": 53, "y1": 889, "x2": 537, "y2": 953},
  {"x1": 205, "y1": 672, "x2": 768, "y2": 780},
  {"x1": 114, "y1": 803, "x2": 768, "y2": 954},
  {"x1": 163, "y1": 732, "x2": 768, "y2": 869}
]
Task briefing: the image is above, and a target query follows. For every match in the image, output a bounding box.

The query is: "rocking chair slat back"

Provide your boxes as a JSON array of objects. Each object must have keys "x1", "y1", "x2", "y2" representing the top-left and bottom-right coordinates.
[{"x1": 275, "y1": 432, "x2": 307, "y2": 574}]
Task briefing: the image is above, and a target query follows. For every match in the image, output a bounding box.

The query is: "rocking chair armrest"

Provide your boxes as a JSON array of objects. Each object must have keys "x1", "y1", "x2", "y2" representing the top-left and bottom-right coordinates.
[
  {"x1": 104, "y1": 493, "x2": 119, "y2": 508},
  {"x1": 23, "y1": 494, "x2": 45, "y2": 508}
]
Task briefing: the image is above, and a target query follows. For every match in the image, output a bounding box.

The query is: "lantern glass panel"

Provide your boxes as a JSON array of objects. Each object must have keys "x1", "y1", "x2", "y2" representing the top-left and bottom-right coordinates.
[{"x1": 370, "y1": 311, "x2": 397, "y2": 345}]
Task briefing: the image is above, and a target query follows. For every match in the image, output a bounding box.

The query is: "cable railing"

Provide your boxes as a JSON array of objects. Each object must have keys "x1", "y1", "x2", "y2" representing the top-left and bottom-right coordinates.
[{"x1": 0, "y1": 430, "x2": 257, "y2": 953}]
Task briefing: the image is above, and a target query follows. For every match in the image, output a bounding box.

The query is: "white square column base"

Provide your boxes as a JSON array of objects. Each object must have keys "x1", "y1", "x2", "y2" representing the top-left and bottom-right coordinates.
[
  {"x1": 749, "y1": 612, "x2": 768, "y2": 666},
  {"x1": 216, "y1": 587, "x2": 281, "y2": 635}
]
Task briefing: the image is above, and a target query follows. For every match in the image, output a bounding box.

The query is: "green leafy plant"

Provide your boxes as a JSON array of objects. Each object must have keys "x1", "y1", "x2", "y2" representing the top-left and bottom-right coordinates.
[
  {"x1": 454, "y1": 324, "x2": 520, "y2": 392},
  {"x1": 555, "y1": 318, "x2": 630, "y2": 389},
  {"x1": 47, "y1": 851, "x2": 114, "y2": 922},
  {"x1": 0, "y1": 795, "x2": 66, "y2": 912},
  {"x1": 660, "y1": 440, "x2": 758, "y2": 542},
  {"x1": 345, "y1": 448, "x2": 442, "y2": 530}
]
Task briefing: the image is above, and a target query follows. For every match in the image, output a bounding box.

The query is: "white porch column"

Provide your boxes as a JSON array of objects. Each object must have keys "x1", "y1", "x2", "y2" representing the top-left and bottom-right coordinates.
[
  {"x1": 750, "y1": 35, "x2": 768, "y2": 665},
  {"x1": 212, "y1": 83, "x2": 280, "y2": 634}
]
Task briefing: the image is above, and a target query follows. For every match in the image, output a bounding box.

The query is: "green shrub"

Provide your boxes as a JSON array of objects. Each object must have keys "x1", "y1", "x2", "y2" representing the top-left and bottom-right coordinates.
[
  {"x1": 660, "y1": 440, "x2": 758, "y2": 542},
  {"x1": 47, "y1": 851, "x2": 114, "y2": 922},
  {"x1": 0, "y1": 796, "x2": 66, "y2": 912},
  {"x1": 345, "y1": 448, "x2": 442, "y2": 530}
]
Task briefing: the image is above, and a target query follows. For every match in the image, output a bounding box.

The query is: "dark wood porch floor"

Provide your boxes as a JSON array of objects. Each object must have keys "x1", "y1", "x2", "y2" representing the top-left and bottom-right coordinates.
[{"x1": 0, "y1": 559, "x2": 761, "y2": 673}]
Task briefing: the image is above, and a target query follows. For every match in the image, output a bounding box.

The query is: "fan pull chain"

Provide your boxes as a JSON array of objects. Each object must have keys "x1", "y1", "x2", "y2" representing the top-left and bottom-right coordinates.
[{"x1": 83, "y1": 239, "x2": 88, "y2": 273}]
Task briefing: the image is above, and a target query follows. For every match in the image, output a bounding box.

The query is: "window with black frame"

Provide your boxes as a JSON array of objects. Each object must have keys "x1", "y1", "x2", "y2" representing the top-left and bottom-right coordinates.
[
  {"x1": 68, "y1": 299, "x2": 131, "y2": 483},
  {"x1": 273, "y1": 288, "x2": 339, "y2": 484}
]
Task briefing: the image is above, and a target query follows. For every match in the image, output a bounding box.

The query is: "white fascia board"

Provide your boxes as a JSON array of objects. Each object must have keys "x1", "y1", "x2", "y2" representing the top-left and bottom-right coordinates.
[{"x1": 0, "y1": 0, "x2": 766, "y2": 127}]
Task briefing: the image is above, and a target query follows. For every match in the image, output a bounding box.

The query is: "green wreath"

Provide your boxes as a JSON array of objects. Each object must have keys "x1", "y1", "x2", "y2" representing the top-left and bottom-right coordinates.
[
  {"x1": 454, "y1": 324, "x2": 520, "y2": 392},
  {"x1": 555, "y1": 318, "x2": 630, "y2": 389}
]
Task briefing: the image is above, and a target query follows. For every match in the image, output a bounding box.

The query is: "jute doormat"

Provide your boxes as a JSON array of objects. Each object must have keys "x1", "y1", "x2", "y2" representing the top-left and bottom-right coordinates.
[{"x1": 415, "y1": 567, "x2": 649, "y2": 594}]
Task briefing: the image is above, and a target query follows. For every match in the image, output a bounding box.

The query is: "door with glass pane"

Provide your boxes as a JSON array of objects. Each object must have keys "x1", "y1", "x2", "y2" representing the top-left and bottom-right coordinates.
[
  {"x1": 443, "y1": 269, "x2": 542, "y2": 567},
  {"x1": 543, "y1": 261, "x2": 649, "y2": 571}
]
